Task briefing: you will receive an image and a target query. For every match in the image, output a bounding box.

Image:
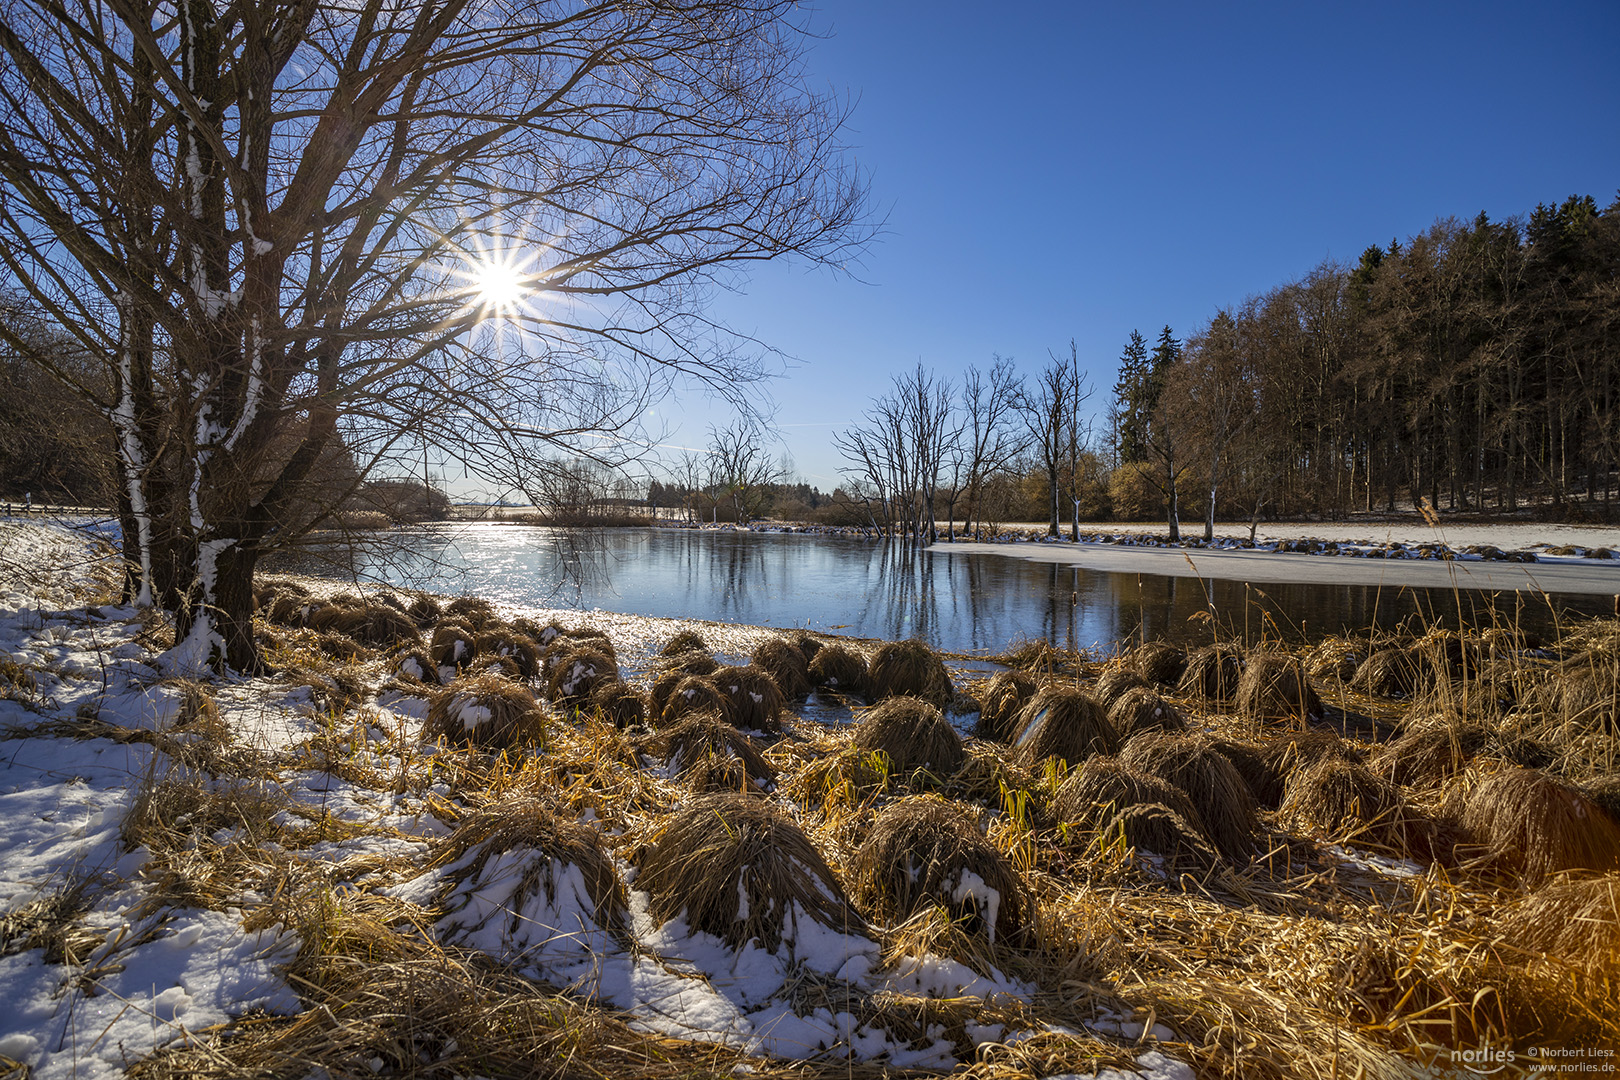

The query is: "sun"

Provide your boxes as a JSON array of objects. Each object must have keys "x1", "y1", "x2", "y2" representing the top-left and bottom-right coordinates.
[{"x1": 468, "y1": 255, "x2": 527, "y2": 311}]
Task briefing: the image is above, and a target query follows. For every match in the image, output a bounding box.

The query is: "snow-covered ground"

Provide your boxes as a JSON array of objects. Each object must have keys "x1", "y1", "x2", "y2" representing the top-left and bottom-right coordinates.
[{"x1": 0, "y1": 519, "x2": 1195, "y2": 1080}]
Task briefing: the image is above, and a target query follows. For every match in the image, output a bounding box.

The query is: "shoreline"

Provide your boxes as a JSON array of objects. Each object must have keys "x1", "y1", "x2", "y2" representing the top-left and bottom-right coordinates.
[{"x1": 931, "y1": 539, "x2": 1620, "y2": 597}]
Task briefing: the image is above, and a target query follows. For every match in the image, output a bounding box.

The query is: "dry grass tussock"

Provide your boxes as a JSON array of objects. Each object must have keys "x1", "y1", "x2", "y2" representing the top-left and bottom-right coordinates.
[
  {"x1": 1279, "y1": 757, "x2": 1423, "y2": 849},
  {"x1": 1235, "y1": 652, "x2": 1322, "y2": 726},
  {"x1": 544, "y1": 643, "x2": 617, "y2": 706},
  {"x1": 866, "y1": 638, "x2": 953, "y2": 707},
  {"x1": 83, "y1": 589, "x2": 1620, "y2": 1079},
  {"x1": 1304, "y1": 636, "x2": 1362, "y2": 681},
  {"x1": 636, "y1": 792, "x2": 865, "y2": 950},
  {"x1": 644, "y1": 712, "x2": 774, "y2": 792},
  {"x1": 1178, "y1": 643, "x2": 1243, "y2": 704},
  {"x1": 585, "y1": 678, "x2": 646, "y2": 728},
  {"x1": 1371, "y1": 720, "x2": 1489, "y2": 788},
  {"x1": 424, "y1": 674, "x2": 546, "y2": 749},
  {"x1": 1128, "y1": 640, "x2": 1186, "y2": 686},
  {"x1": 1050, "y1": 756, "x2": 1207, "y2": 840},
  {"x1": 710, "y1": 662, "x2": 786, "y2": 732},
  {"x1": 849, "y1": 795, "x2": 1027, "y2": 944},
  {"x1": 1461, "y1": 766, "x2": 1620, "y2": 884},
  {"x1": 1011, "y1": 685, "x2": 1118, "y2": 771},
  {"x1": 1350, "y1": 645, "x2": 1428, "y2": 698},
  {"x1": 1497, "y1": 872, "x2": 1620, "y2": 976},
  {"x1": 651, "y1": 670, "x2": 727, "y2": 725},
  {"x1": 974, "y1": 668, "x2": 1037, "y2": 742},
  {"x1": 1092, "y1": 662, "x2": 1149, "y2": 704},
  {"x1": 752, "y1": 636, "x2": 812, "y2": 700},
  {"x1": 850, "y1": 695, "x2": 966, "y2": 778},
  {"x1": 1121, "y1": 734, "x2": 1259, "y2": 861},
  {"x1": 806, "y1": 641, "x2": 867, "y2": 696},
  {"x1": 997, "y1": 637, "x2": 1080, "y2": 676},
  {"x1": 1091, "y1": 800, "x2": 1219, "y2": 875},
  {"x1": 1107, "y1": 685, "x2": 1187, "y2": 741},
  {"x1": 430, "y1": 794, "x2": 628, "y2": 938}
]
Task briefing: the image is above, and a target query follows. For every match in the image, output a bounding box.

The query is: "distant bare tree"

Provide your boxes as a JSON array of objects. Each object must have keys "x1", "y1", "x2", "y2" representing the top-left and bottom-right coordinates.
[
  {"x1": 1016, "y1": 342, "x2": 1093, "y2": 539},
  {"x1": 833, "y1": 363, "x2": 955, "y2": 540},
  {"x1": 943, "y1": 355, "x2": 1026, "y2": 540},
  {"x1": 707, "y1": 420, "x2": 785, "y2": 524},
  {"x1": 1165, "y1": 309, "x2": 1256, "y2": 541}
]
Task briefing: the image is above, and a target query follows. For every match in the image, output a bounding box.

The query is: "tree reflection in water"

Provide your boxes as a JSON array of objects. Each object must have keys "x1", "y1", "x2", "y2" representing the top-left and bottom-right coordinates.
[{"x1": 276, "y1": 526, "x2": 1608, "y2": 652}]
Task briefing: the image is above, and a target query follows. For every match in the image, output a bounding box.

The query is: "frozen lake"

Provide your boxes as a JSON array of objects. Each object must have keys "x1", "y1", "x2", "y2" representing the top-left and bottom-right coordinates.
[{"x1": 275, "y1": 525, "x2": 1616, "y2": 654}]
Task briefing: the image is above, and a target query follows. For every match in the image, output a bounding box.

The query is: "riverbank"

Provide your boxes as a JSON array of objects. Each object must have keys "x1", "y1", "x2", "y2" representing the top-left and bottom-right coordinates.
[{"x1": 1, "y1": 519, "x2": 1616, "y2": 1078}]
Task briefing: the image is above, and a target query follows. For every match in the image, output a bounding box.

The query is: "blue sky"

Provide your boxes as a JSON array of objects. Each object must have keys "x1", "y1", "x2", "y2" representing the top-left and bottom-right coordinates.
[{"x1": 647, "y1": 1, "x2": 1620, "y2": 490}]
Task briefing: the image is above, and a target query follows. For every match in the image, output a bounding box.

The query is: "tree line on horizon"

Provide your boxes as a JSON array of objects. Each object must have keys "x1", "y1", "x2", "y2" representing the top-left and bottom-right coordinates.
[
  {"x1": 5, "y1": 191, "x2": 1615, "y2": 548},
  {"x1": 825, "y1": 191, "x2": 1620, "y2": 539}
]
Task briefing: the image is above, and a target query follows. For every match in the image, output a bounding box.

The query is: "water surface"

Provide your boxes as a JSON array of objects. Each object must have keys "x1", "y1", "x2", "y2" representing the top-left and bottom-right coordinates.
[{"x1": 273, "y1": 525, "x2": 1612, "y2": 653}]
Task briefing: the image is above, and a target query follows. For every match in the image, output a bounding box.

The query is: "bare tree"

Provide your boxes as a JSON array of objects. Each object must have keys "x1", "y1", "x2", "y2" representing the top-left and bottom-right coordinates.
[
  {"x1": 833, "y1": 363, "x2": 955, "y2": 540},
  {"x1": 943, "y1": 355, "x2": 1025, "y2": 540},
  {"x1": 1164, "y1": 309, "x2": 1256, "y2": 541},
  {"x1": 1015, "y1": 342, "x2": 1093, "y2": 539},
  {"x1": 0, "y1": 0, "x2": 871, "y2": 670},
  {"x1": 706, "y1": 419, "x2": 784, "y2": 524}
]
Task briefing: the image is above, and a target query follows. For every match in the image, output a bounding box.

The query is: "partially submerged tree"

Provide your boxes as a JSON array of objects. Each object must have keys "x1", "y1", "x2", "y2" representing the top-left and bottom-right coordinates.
[
  {"x1": 833, "y1": 362, "x2": 956, "y2": 541},
  {"x1": 0, "y1": 0, "x2": 870, "y2": 670}
]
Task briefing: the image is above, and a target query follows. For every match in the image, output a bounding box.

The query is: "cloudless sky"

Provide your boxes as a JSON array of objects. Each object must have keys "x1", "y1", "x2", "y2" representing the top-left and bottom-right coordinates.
[{"x1": 642, "y1": 1, "x2": 1620, "y2": 490}]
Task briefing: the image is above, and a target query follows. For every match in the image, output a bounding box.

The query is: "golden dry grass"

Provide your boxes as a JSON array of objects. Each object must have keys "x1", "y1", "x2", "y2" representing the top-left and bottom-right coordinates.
[
  {"x1": 424, "y1": 674, "x2": 547, "y2": 749},
  {"x1": 753, "y1": 637, "x2": 812, "y2": 700},
  {"x1": 807, "y1": 641, "x2": 868, "y2": 696},
  {"x1": 710, "y1": 662, "x2": 787, "y2": 732},
  {"x1": 1128, "y1": 640, "x2": 1187, "y2": 686},
  {"x1": 1461, "y1": 766, "x2": 1620, "y2": 884},
  {"x1": 81, "y1": 589, "x2": 1620, "y2": 1080},
  {"x1": 645, "y1": 712, "x2": 774, "y2": 793},
  {"x1": 1107, "y1": 686, "x2": 1188, "y2": 742},
  {"x1": 867, "y1": 639, "x2": 953, "y2": 707},
  {"x1": 1235, "y1": 652, "x2": 1322, "y2": 726},
  {"x1": 636, "y1": 792, "x2": 866, "y2": 951},
  {"x1": 1011, "y1": 685, "x2": 1118, "y2": 771},
  {"x1": 848, "y1": 795, "x2": 1027, "y2": 944},
  {"x1": 1179, "y1": 643, "x2": 1243, "y2": 705},
  {"x1": 974, "y1": 668, "x2": 1037, "y2": 742},
  {"x1": 851, "y1": 695, "x2": 966, "y2": 778},
  {"x1": 431, "y1": 794, "x2": 628, "y2": 939},
  {"x1": 1121, "y1": 734, "x2": 1260, "y2": 861},
  {"x1": 1092, "y1": 662, "x2": 1149, "y2": 704}
]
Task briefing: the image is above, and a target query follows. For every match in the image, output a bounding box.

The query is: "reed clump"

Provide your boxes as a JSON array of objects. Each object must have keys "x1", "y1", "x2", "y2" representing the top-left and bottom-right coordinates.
[
  {"x1": 751, "y1": 637, "x2": 811, "y2": 701},
  {"x1": 1107, "y1": 686, "x2": 1188, "y2": 742},
  {"x1": 636, "y1": 792, "x2": 865, "y2": 952},
  {"x1": 1179, "y1": 644, "x2": 1243, "y2": 705},
  {"x1": 1128, "y1": 640, "x2": 1186, "y2": 687},
  {"x1": 974, "y1": 669, "x2": 1037, "y2": 742},
  {"x1": 1012, "y1": 685, "x2": 1118, "y2": 771},
  {"x1": 807, "y1": 642, "x2": 868, "y2": 697},
  {"x1": 851, "y1": 696, "x2": 966, "y2": 778},
  {"x1": 849, "y1": 795, "x2": 1026, "y2": 944},
  {"x1": 424, "y1": 674, "x2": 546, "y2": 749},
  {"x1": 1460, "y1": 767, "x2": 1620, "y2": 884},
  {"x1": 867, "y1": 639, "x2": 954, "y2": 708},
  {"x1": 1121, "y1": 733, "x2": 1259, "y2": 860},
  {"x1": 709, "y1": 663, "x2": 786, "y2": 733},
  {"x1": 1234, "y1": 652, "x2": 1322, "y2": 726}
]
